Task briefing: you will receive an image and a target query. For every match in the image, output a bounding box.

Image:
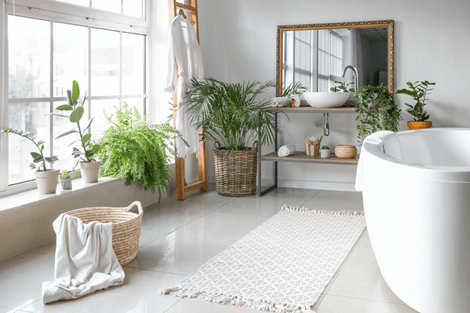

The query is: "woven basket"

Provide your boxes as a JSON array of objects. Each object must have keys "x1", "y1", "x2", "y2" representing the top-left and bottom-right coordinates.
[
  {"x1": 334, "y1": 144, "x2": 358, "y2": 159},
  {"x1": 213, "y1": 141, "x2": 258, "y2": 197},
  {"x1": 66, "y1": 201, "x2": 143, "y2": 266}
]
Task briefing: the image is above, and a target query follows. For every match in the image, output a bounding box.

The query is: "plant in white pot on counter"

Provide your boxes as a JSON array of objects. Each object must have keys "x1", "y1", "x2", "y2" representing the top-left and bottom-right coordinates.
[
  {"x1": 1, "y1": 128, "x2": 59, "y2": 194},
  {"x1": 320, "y1": 145, "x2": 330, "y2": 158},
  {"x1": 53, "y1": 80, "x2": 101, "y2": 183}
]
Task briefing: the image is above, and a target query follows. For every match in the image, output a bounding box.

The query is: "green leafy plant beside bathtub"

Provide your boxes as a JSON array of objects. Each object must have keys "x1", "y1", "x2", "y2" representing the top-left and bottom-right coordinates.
[
  {"x1": 396, "y1": 81, "x2": 436, "y2": 121},
  {"x1": 96, "y1": 104, "x2": 178, "y2": 198},
  {"x1": 355, "y1": 85, "x2": 402, "y2": 144}
]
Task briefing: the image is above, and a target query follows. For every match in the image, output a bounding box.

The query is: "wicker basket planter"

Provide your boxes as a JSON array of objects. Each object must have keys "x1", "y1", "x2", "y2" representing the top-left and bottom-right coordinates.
[
  {"x1": 66, "y1": 201, "x2": 143, "y2": 266},
  {"x1": 213, "y1": 141, "x2": 258, "y2": 197}
]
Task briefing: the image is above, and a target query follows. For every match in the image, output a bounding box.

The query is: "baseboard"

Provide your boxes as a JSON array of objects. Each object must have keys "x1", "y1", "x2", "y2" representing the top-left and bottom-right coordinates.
[
  {"x1": 269, "y1": 178, "x2": 357, "y2": 192},
  {"x1": 208, "y1": 176, "x2": 357, "y2": 192}
]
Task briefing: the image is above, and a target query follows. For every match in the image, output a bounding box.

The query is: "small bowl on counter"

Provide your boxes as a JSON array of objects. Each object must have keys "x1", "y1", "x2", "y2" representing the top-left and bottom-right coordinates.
[{"x1": 334, "y1": 144, "x2": 357, "y2": 159}]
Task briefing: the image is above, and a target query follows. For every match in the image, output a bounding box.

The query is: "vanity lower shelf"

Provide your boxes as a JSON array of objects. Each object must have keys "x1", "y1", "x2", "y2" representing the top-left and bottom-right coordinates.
[
  {"x1": 261, "y1": 151, "x2": 359, "y2": 165},
  {"x1": 268, "y1": 106, "x2": 357, "y2": 113}
]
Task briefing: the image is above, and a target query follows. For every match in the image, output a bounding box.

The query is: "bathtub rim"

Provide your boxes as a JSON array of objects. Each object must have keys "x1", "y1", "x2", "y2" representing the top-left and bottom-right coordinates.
[{"x1": 362, "y1": 128, "x2": 470, "y2": 182}]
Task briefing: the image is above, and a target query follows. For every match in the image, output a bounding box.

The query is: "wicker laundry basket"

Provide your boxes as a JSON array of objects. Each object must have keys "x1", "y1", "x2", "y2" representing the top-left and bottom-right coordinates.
[
  {"x1": 66, "y1": 201, "x2": 143, "y2": 266},
  {"x1": 213, "y1": 141, "x2": 258, "y2": 197}
]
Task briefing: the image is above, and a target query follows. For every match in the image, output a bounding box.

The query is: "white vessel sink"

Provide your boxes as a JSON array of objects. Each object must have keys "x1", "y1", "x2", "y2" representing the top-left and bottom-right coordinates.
[{"x1": 303, "y1": 92, "x2": 350, "y2": 108}]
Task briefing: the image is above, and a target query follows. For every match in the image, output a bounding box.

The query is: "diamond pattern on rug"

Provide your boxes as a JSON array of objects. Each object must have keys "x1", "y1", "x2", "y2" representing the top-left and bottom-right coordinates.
[{"x1": 161, "y1": 205, "x2": 366, "y2": 313}]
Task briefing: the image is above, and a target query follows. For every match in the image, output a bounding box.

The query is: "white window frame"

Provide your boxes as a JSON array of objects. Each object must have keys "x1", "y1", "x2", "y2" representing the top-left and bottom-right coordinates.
[{"x1": 0, "y1": 0, "x2": 151, "y2": 196}]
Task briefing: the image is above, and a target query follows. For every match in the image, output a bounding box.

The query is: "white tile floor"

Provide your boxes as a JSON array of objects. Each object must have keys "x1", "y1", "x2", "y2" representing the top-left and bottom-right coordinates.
[{"x1": 0, "y1": 187, "x2": 418, "y2": 313}]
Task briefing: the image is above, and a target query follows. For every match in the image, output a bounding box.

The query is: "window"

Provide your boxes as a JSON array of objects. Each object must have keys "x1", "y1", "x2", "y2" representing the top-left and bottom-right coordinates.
[
  {"x1": 2, "y1": 1, "x2": 148, "y2": 189},
  {"x1": 57, "y1": 0, "x2": 145, "y2": 18},
  {"x1": 318, "y1": 30, "x2": 343, "y2": 92}
]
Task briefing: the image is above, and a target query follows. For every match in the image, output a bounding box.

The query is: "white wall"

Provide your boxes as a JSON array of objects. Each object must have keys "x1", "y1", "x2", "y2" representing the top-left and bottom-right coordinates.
[{"x1": 196, "y1": 0, "x2": 470, "y2": 188}]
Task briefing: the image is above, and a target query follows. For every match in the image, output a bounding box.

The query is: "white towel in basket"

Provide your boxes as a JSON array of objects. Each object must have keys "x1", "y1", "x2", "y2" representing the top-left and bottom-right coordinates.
[
  {"x1": 42, "y1": 213, "x2": 125, "y2": 304},
  {"x1": 278, "y1": 144, "x2": 296, "y2": 157}
]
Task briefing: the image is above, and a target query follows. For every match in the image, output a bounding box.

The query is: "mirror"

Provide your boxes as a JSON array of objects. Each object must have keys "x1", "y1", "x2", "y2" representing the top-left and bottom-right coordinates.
[{"x1": 276, "y1": 20, "x2": 394, "y2": 97}]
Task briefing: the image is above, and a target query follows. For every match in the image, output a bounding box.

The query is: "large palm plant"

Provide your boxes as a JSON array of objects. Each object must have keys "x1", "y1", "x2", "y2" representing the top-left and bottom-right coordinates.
[{"x1": 184, "y1": 77, "x2": 279, "y2": 154}]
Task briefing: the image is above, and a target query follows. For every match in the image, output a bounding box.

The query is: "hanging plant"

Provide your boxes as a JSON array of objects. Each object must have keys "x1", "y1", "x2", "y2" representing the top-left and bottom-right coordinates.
[{"x1": 355, "y1": 84, "x2": 401, "y2": 144}]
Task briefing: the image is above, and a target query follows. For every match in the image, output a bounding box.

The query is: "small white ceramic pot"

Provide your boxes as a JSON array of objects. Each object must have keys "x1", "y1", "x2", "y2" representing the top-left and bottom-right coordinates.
[
  {"x1": 60, "y1": 178, "x2": 72, "y2": 190},
  {"x1": 320, "y1": 148, "x2": 330, "y2": 158},
  {"x1": 79, "y1": 161, "x2": 101, "y2": 183},
  {"x1": 35, "y1": 169, "x2": 60, "y2": 195}
]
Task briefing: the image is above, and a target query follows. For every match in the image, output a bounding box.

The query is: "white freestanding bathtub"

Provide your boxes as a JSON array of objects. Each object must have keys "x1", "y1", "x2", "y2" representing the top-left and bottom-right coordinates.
[{"x1": 358, "y1": 128, "x2": 470, "y2": 313}]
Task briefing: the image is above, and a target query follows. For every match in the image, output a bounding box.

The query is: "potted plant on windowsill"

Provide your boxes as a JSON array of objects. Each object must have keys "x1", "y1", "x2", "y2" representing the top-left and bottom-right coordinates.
[
  {"x1": 184, "y1": 78, "x2": 280, "y2": 197},
  {"x1": 59, "y1": 170, "x2": 72, "y2": 190},
  {"x1": 355, "y1": 84, "x2": 402, "y2": 144},
  {"x1": 396, "y1": 81, "x2": 436, "y2": 130},
  {"x1": 1, "y1": 128, "x2": 59, "y2": 194},
  {"x1": 52, "y1": 80, "x2": 101, "y2": 183}
]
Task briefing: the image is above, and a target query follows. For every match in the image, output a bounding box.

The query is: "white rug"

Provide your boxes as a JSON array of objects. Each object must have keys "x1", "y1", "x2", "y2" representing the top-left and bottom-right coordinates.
[{"x1": 161, "y1": 205, "x2": 366, "y2": 313}]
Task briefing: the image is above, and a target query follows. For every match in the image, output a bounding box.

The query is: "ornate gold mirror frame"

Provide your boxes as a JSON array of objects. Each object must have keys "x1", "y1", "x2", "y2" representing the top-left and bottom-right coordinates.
[{"x1": 276, "y1": 20, "x2": 394, "y2": 97}]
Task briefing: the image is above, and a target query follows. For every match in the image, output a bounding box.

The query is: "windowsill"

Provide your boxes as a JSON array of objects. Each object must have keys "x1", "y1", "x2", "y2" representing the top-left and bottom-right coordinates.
[{"x1": 0, "y1": 177, "x2": 120, "y2": 212}]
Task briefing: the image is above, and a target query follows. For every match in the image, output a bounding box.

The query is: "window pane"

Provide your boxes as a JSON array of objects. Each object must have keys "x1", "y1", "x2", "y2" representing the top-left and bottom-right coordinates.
[
  {"x1": 122, "y1": 33, "x2": 145, "y2": 95},
  {"x1": 92, "y1": 0, "x2": 121, "y2": 14},
  {"x1": 57, "y1": 0, "x2": 89, "y2": 6},
  {"x1": 90, "y1": 99, "x2": 120, "y2": 138},
  {"x1": 123, "y1": 0, "x2": 143, "y2": 17},
  {"x1": 54, "y1": 23, "x2": 88, "y2": 97},
  {"x1": 8, "y1": 16, "x2": 50, "y2": 99},
  {"x1": 52, "y1": 102, "x2": 80, "y2": 171},
  {"x1": 8, "y1": 102, "x2": 51, "y2": 184},
  {"x1": 123, "y1": 98, "x2": 145, "y2": 117},
  {"x1": 91, "y1": 29, "x2": 120, "y2": 96}
]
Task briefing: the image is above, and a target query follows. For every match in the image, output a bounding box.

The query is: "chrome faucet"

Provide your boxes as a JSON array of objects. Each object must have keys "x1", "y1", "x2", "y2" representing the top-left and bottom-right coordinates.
[{"x1": 342, "y1": 65, "x2": 359, "y2": 91}]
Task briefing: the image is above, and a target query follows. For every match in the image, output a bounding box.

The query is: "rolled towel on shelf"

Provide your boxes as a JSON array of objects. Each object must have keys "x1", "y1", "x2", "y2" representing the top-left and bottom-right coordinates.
[{"x1": 278, "y1": 144, "x2": 296, "y2": 157}]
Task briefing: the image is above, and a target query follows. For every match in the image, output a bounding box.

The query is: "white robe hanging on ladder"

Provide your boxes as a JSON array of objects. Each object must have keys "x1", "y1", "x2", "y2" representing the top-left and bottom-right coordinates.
[{"x1": 164, "y1": 14, "x2": 204, "y2": 158}]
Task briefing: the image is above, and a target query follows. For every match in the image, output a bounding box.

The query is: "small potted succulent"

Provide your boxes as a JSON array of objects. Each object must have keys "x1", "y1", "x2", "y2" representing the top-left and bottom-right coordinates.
[
  {"x1": 1, "y1": 128, "x2": 59, "y2": 194},
  {"x1": 320, "y1": 145, "x2": 330, "y2": 158},
  {"x1": 53, "y1": 80, "x2": 101, "y2": 183},
  {"x1": 59, "y1": 170, "x2": 72, "y2": 190},
  {"x1": 396, "y1": 81, "x2": 436, "y2": 130}
]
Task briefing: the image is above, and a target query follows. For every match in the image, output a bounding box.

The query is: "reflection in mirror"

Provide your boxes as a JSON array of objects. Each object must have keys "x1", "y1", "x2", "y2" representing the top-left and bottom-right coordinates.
[{"x1": 282, "y1": 27, "x2": 389, "y2": 93}]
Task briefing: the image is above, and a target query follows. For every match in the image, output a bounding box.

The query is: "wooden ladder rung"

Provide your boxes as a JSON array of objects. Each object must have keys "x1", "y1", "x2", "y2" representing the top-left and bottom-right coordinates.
[
  {"x1": 175, "y1": 3, "x2": 197, "y2": 12},
  {"x1": 185, "y1": 181, "x2": 206, "y2": 192}
]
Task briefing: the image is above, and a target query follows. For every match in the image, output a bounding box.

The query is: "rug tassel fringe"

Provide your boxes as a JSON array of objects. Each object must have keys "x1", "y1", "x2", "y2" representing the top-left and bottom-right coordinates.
[
  {"x1": 160, "y1": 287, "x2": 316, "y2": 313},
  {"x1": 281, "y1": 205, "x2": 364, "y2": 216}
]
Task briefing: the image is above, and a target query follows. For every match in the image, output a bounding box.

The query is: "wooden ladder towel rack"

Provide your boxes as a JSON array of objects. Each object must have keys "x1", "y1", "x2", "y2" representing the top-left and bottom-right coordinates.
[{"x1": 168, "y1": 0, "x2": 207, "y2": 200}]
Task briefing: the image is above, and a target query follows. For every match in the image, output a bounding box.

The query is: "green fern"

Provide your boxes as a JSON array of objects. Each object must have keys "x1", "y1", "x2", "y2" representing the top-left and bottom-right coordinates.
[{"x1": 97, "y1": 104, "x2": 177, "y2": 199}]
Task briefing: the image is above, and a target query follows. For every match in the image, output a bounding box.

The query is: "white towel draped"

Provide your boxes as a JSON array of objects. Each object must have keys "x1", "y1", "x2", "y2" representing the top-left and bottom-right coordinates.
[
  {"x1": 42, "y1": 214, "x2": 125, "y2": 304},
  {"x1": 278, "y1": 144, "x2": 296, "y2": 157}
]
